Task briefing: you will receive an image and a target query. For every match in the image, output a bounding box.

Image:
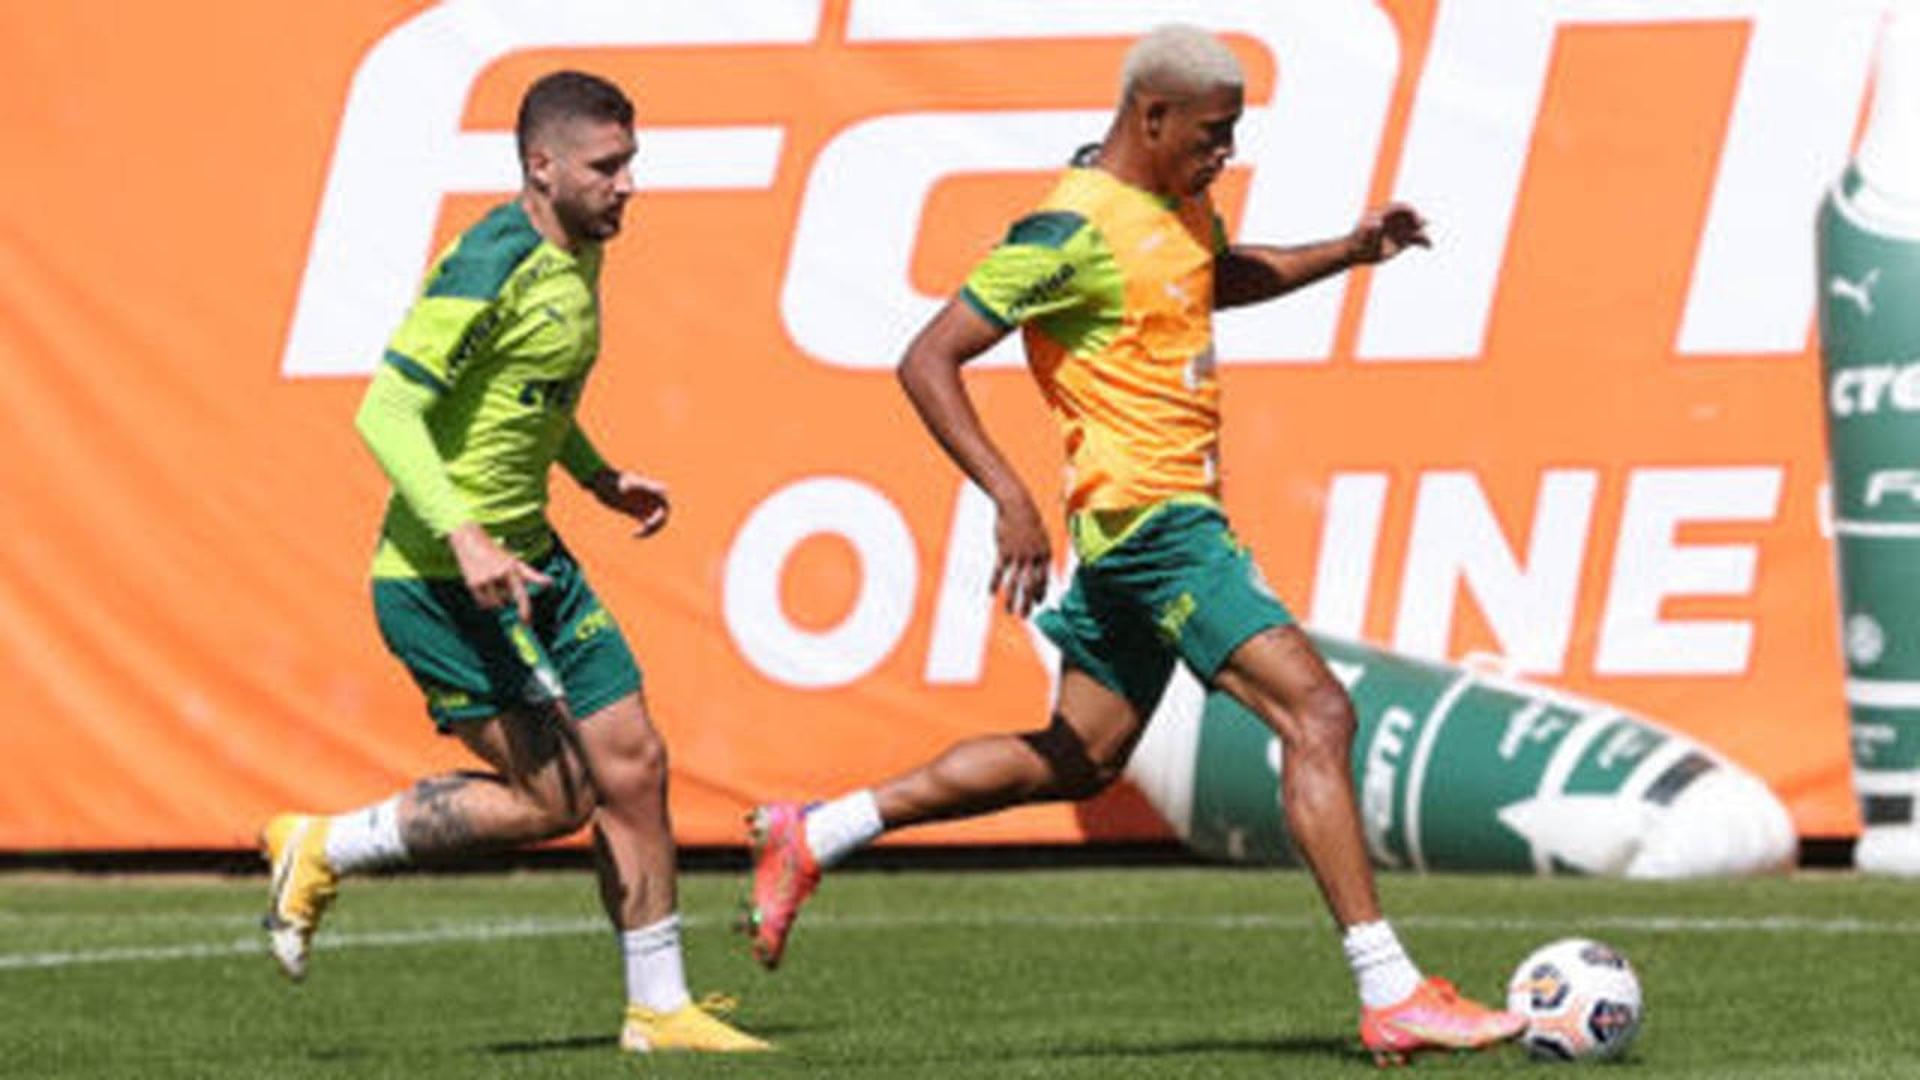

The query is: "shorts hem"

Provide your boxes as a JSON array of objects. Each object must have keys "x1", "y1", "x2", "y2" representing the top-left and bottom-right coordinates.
[
  {"x1": 1038, "y1": 613, "x2": 1168, "y2": 716},
  {"x1": 569, "y1": 675, "x2": 644, "y2": 724},
  {"x1": 431, "y1": 703, "x2": 505, "y2": 733},
  {"x1": 1190, "y1": 610, "x2": 1295, "y2": 684}
]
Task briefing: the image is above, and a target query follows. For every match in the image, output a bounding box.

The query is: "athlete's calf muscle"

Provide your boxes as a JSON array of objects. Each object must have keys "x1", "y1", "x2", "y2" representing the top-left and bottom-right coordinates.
[{"x1": 399, "y1": 773, "x2": 485, "y2": 854}]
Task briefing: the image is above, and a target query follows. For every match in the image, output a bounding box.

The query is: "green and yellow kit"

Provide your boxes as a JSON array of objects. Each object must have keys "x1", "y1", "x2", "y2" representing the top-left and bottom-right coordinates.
[
  {"x1": 960, "y1": 167, "x2": 1294, "y2": 713},
  {"x1": 358, "y1": 200, "x2": 639, "y2": 725}
]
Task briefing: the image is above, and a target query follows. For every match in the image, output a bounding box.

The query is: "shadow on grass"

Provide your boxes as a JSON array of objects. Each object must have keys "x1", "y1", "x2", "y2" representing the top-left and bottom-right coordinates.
[
  {"x1": 483, "y1": 1034, "x2": 615, "y2": 1055},
  {"x1": 1018, "y1": 1034, "x2": 1546, "y2": 1071},
  {"x1": 1024, "y1": 1034, "x2": 1354, "y2": 1062},
  {"x1": 482, "y1": 1021, "x2": 818, "y2": 1057},
  {"x1": 859, "y1": 1033, "x2": 1358, "y2": 1069},
  {"x1": 472, "y1": 1031, "x2": 1470, "y2": 1072}
]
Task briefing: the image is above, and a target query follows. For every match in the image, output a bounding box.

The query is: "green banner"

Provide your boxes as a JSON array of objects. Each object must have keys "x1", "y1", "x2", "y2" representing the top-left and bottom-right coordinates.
[
  {"x1": 1130, "y1": 632, "x2": 1793, "y2": 878},
  {"x1": 1819, "y1": 163, "x2": 1920, "y2": 872}
]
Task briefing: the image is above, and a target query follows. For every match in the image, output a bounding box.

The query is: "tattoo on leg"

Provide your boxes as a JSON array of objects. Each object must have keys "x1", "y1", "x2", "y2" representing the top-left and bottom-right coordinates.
[{"x1": 402, "y1": 774, "x2": 478, "y2": 854}]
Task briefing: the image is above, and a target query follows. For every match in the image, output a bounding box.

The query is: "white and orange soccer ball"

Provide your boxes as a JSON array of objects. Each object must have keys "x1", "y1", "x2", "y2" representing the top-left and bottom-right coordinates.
[{"x1": 1505, "y1": 938, "x2": 1644, "y2": 1062}]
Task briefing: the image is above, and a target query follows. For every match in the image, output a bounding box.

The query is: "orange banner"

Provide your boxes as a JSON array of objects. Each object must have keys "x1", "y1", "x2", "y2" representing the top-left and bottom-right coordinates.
[{"x1": 0, "y1": 1, "x2": 1881, "y2": 848}]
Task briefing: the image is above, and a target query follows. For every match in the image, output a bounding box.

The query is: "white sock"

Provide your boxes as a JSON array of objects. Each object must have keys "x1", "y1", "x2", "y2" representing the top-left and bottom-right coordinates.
[
  {"x1": 1343, "y1": 920, "x2": 1422, "y2": 1009},
  {"x1": 622, "y1": 915, "x2": 692, "y2": 1013},
  {"x1": 323, "y1": 796, "x2": 408, "y2": 874},
  {"x1": 804, "y1": 790, "x2": 884, "y2": 868}
]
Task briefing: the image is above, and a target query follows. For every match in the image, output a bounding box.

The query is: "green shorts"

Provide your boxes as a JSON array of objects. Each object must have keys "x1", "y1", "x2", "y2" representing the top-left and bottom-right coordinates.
[
  {"x1": 371, "y1": 541, "x2": 642, "y2": 729},
  {"x1": 1036, "y1": 503, "x2": 1293, "y2": 716}
]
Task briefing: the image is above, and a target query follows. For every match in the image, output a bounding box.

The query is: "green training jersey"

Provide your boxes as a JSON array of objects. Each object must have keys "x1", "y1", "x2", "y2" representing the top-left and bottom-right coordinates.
[{"x1": 369, "y1": 201, "x2": 605, "y2": 579}]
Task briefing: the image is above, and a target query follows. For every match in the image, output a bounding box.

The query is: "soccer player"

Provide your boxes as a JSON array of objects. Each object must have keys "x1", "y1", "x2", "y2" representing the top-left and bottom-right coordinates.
[
  {"x1": 740, "y1": 26, "x2": 1522, "y2": 1065},
  {"x1": 259, "y1": 71, "x2": 765, "y2": 1054}
]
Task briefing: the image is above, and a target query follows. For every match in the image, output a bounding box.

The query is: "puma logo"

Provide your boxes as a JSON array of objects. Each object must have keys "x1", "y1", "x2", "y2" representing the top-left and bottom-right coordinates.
[{"x1": 1830, "y1": 267, "x2": 1881, "y2": 316}]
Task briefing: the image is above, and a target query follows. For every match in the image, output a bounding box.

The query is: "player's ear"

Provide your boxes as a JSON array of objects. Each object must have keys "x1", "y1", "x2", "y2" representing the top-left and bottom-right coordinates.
[
  {"x1": 523, "y1": 144, "x2": 556, "y2": 194},
  {"x1": 1142, "y1": 97, "x2": 1170, "y2": 140}
]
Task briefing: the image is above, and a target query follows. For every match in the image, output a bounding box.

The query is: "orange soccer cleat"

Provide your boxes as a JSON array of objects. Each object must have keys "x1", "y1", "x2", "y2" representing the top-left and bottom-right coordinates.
[
  {"x1": 736, "y1": 802, "x2": 821, "y2": 971},
  {"x1": 1359, "y1": 976, "x2": 1526, "y2": 1067}
]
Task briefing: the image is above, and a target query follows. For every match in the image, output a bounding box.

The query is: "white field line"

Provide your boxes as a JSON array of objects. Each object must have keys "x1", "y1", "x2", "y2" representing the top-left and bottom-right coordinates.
[
  {"x1": 5, "y1": 910, "x2": 1920, "y2": 972},
  {"x1": 0, "y1": 917, "x2": 606, "y2": 971},
  {"x1": 0, "y1": 911, "x2": 260, "y2": 927}
]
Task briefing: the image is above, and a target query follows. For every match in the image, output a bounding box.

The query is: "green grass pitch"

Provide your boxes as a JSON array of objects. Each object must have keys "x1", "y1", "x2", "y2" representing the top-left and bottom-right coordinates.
[{"x1": 2, "y1": 866, "x2": 1916, "y2": 1078}]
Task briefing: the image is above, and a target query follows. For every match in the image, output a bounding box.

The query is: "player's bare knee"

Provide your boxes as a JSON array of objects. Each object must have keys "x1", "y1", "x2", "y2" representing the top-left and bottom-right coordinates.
[
  {"x1": 597, "y1": 727, "x2": 669, "y2": 808},
  {"x1": 1291, "y1": 683, "x2": 1356, "y2": 762},
  {"x1": 630, "y1": 724, "x2": 670, "y2": 782}
]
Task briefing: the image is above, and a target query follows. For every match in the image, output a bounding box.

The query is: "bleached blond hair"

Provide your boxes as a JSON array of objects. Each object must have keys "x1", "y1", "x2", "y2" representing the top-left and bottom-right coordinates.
[{"x1": 1120, "y1": 24, "x2": 1244, "y2": 101}]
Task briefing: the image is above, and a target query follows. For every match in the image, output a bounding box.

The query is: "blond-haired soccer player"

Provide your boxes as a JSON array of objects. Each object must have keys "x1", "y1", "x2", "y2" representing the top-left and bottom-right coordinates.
[
  {"x1": 260, "y1": 70, "x2": 765, "y2": 1054},
  {"x1": 741, "y1": 26, "x2": 1522, "y2": 1065}
]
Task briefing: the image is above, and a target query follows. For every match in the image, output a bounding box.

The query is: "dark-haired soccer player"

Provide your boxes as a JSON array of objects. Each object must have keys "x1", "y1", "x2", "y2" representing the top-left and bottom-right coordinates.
[
  {"x1": 740, "y1": 26, "x2": 1522, "y2": 1066},
  {"x1": 261, "y1": 70, "x2": 765, "y2": 1054}
]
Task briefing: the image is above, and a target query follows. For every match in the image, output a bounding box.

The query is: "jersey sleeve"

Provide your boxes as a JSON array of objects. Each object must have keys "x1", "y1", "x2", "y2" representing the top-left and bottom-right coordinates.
[
  {"x1": 958, "y1": 210, "x2": 1094, "y2": 331},
  {"x1": 380, "y1": 296, "x2": 492, "y2": 394},
  {"x1": 381, "y1": 211, "x2": 544, "y2": 392},
  {"x1": 353, "y1": 363, "x2": 471, "y2": 537},
  {"x1": 557, "y1": 422, "x2": 610, "y2": 485}
]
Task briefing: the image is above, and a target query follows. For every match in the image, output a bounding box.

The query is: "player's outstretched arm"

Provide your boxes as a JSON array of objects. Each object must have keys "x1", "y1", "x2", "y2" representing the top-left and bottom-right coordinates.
[
  {"x1": 897, "y1": 299, "x2": 1050, "y2": 617},
  {"x1": 1215, "y1": 202, "x2": 1430, "y2": 310}
]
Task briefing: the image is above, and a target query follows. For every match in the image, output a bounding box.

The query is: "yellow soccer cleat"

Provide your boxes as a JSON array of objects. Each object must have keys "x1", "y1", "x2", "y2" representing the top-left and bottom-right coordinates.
[
  {"x1": 259, "y1": 813, "x2": 338, "y2": 982},
  {"x1": 618, "y1": 996, "x2": 772, "y2": 1053}
]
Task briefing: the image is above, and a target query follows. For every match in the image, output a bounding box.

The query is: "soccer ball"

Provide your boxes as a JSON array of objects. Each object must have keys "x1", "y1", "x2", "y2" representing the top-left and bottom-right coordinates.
[{"x1": 1505, "y1": 938, "x2": 1644, "y2": 1062}]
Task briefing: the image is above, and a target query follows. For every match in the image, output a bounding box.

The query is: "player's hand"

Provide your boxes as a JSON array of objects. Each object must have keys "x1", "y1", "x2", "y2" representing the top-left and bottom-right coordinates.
[
  {"x1": 991, "y1": 493, "x2": 1052, "y2": 618},
  {"x1": 448, "y1": 522, "x2": 553, "y2": 624},
  {"x1": 591, "y1": 470, "x2": 671, "y2": 538},
  {"x1": 1347, "y1": 202, "x2": 1430, "y2": 265}
]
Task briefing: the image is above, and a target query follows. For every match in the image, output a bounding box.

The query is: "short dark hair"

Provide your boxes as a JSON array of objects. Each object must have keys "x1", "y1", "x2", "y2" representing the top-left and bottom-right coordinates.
[{"x1": 515, "y1": 70, "x2": 634, "y2": 164}]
